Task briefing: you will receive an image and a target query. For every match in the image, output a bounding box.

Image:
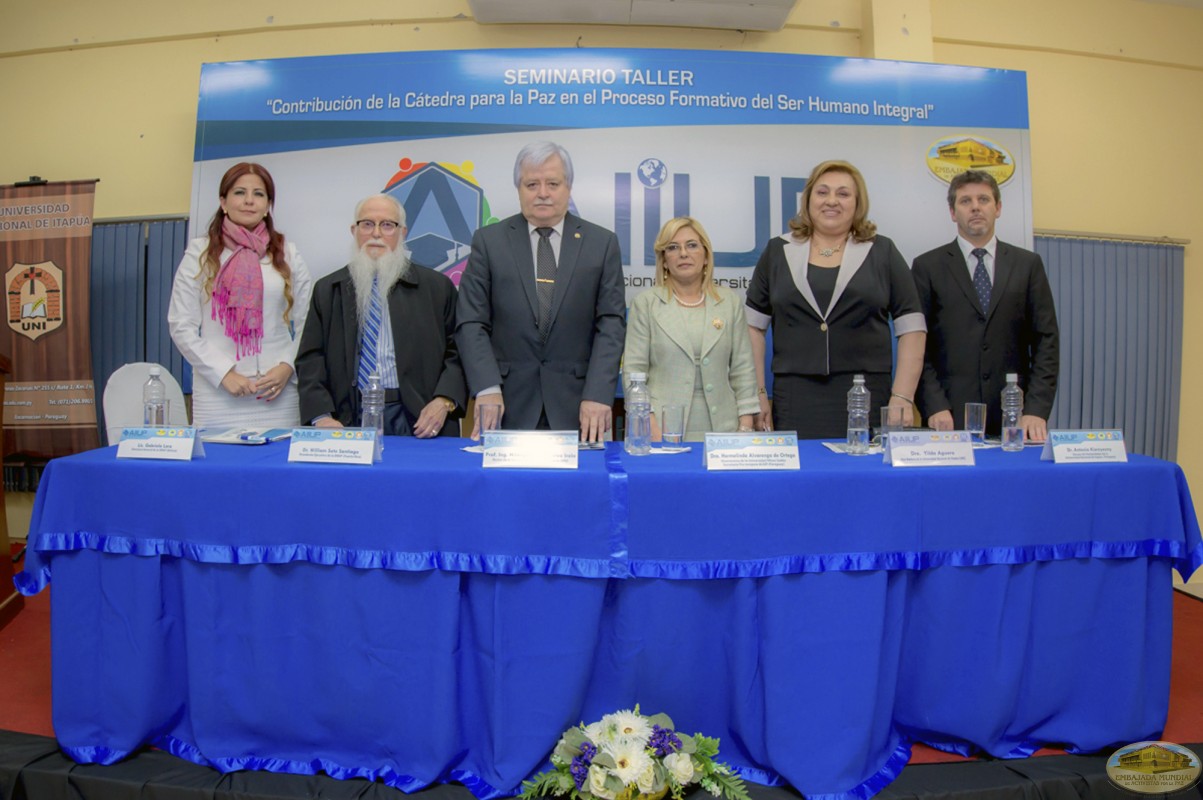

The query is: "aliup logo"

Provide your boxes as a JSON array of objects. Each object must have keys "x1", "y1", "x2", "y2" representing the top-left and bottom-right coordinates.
[
  {"x1": 636, "y1": 158, "x2": 668, "y2": 189},
  {"x1": 7, "y1": 261, "x2": 64, "y2": 341}
]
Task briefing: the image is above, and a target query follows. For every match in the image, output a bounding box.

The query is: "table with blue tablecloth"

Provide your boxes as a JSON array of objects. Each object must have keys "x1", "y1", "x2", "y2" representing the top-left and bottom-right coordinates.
[{"x1": 15, "y1": 438, "x2": 1203, "y2": 800}]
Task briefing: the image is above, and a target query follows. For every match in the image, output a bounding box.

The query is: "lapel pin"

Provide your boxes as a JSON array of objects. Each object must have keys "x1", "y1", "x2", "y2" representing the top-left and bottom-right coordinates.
[
  {"x1": 712, "y1": 318, "x2": 723, "y2": 330},
  {"x1": 574, "y1": 232, "x2": 581, "y2": 239}
]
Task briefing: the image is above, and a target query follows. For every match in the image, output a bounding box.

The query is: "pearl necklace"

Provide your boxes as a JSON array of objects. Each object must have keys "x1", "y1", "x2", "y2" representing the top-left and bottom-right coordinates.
[{"x1": 672, "y1": 291, "x2": 705, "y2": 308}]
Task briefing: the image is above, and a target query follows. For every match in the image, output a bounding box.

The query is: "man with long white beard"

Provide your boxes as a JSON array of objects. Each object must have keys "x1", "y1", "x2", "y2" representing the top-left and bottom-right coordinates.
[{"x1": 297, "y1": 194, "x2": 465, "y2": 437}]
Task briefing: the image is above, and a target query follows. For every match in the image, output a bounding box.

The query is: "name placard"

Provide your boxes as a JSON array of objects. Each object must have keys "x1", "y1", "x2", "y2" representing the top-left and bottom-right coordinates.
[
  {"x1": 1041, "y1": 430, "x2": 1127, "y2": 463},
  {"x1": 704, "y1": 431, "x2": 800, "y2": 471},
  {"x1": 885, "y1": 430, "x2": 975, "y2": 467},
  {"x1": 288, "y1": 427, "x2": 377, "y2": 465},
  {"x1": 116, "y1": 427, "x2": 205, "y2": 461},
  {"x1": 482, "y1": 430, "x2": 579, "y2": 469}
]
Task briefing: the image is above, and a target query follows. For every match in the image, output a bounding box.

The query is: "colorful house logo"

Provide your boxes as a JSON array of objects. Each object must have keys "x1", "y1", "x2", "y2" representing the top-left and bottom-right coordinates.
[{"x1": 384, "y1": 158, "x2": 499, "y2": 286}]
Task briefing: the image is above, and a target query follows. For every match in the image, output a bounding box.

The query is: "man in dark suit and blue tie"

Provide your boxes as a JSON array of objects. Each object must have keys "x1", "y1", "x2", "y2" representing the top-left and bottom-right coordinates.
[
  {"x1": 912, "y1": 170, "x2": 1059, "y2": 441},
  {"x1": 455, "y1": 142, "x2": 626, "y2": 442}
]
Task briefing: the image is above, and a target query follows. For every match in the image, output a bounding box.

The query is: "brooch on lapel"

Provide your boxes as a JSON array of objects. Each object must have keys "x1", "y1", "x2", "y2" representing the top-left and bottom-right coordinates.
[
  {"x1": 712, "y1": 318, "x2": 724, "y2": 330},
  {"x1": 574, "y1": 232, "x2": 581, "y2": 239}
]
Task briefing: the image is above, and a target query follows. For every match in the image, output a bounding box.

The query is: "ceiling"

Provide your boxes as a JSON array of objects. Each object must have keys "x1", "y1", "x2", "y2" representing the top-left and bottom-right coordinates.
[
  {"x1": 1137, "y1": 0, "x2": 1203, "y2": 7},
  {"x1": 467, "y1": 0, "x2": 1203, "y2": 33},
  {"x1": 466, "y1": 0, "x2": 801, "y2": 32}
]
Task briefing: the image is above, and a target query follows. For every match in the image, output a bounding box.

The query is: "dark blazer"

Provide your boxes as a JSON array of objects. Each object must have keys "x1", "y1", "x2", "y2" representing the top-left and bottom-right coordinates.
[
  {"x1": 455, "y1": 212, "x2": 626, "y2": 430},
  {"x1": 746, "y1": 234, "x2": 926, "y2": 377},
  {"x1": 296, "y1": 264, "x2": 466, "y2": 436},
  {"x1": 912, "y1": 239, "x2": 1059, "y2": 433}
]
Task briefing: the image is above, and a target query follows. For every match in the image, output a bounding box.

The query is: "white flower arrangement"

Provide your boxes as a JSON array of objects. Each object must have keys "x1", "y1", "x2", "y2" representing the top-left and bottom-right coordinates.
[{"x1": 520, "y1": 707, "x2": 750, "y2": 800}]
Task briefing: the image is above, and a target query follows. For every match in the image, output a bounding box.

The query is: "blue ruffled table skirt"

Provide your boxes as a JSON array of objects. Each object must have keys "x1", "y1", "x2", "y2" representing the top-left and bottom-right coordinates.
[{"x1": 16, "y1": 438, "x2": 1203, "y2": 800}]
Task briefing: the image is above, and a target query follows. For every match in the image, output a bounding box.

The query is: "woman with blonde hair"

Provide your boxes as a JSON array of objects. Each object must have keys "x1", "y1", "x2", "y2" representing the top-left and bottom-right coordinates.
[
  {"x1": 622, "y1": 216, "x2": 758, "y2": 441},
  {"x1": 745, "y1": 159, "x2": 925, "y2": 438},
  {"x1": 169, "y1": 162, "x2": 313, "y2": 429}
]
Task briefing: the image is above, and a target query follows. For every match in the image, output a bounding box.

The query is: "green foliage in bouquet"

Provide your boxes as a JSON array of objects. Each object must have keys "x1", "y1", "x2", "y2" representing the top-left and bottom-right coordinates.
[{"x1": 520, "y1": 707, "x2": 750, "y2": 800}]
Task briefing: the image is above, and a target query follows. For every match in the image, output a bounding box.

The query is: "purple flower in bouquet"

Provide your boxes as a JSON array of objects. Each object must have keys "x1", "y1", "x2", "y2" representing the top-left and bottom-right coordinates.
[
  {"x1": 648, "y1": 725, "x2": 683, "y2": 757},
  {"x1": 570, "y1": 756, "x2": 590, "y2": 789}
]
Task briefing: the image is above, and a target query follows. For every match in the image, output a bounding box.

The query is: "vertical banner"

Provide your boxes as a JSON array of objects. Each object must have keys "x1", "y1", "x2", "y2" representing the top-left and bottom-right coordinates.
[{"x1": 1, "y1": 180, "x2": 100, "y2": 458}]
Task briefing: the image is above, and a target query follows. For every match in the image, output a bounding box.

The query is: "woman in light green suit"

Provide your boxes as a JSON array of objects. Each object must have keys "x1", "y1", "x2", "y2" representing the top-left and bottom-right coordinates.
[{"x1": 622, "y1": 217, "x2": 760, "y2": 441}]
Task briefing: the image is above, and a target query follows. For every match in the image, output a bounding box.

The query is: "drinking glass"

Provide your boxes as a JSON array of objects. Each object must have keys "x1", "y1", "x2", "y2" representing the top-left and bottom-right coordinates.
[
  {"x1": 660, "y1": 404, "x2": 685, "y2": 446},
  {"x1": 964, "y1": 402, "x2": 987, "y2": 447}
]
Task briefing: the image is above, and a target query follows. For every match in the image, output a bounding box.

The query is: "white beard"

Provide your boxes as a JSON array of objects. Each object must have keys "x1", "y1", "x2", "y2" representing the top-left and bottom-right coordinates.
[{"x1": 346, "y1": 243, "x2": 411, "y2": 330}]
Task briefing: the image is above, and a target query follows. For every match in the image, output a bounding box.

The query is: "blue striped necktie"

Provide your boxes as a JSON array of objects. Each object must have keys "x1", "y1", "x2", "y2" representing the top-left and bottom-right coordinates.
[{"x1": 357, "y1": 276, "x2": 382, "y2": 390}]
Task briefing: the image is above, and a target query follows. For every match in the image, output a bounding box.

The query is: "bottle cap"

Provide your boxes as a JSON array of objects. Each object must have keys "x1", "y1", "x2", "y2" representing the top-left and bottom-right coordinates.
[
  {"x1": 149, "y1": 366, "x2": 162, "y2": 377},
  {"x1": 852, "y1": 374, "x2": 865, "y2": 383},
  {"x1": 629, "y1": 372, "x2": 647, "y2": 382},
  {"x1": 1006, "y1": 373, "x2": 1018, "y2": 382}
]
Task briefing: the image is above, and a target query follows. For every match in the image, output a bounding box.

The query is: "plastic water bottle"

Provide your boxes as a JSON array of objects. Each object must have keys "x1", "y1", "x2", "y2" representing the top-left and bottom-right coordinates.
[
  {"x1": 361, "y1": 372, "x2": 385, "y2": 462},
  {"x1": 142, "y1": 366, "x2": 169, "y2": 426},
  {"x1": 846, "y1": 374, "x2": 870, "y2": 454},
  {"x1": 624, "y1": 372, "x2": 652, "y2": 456},
  {"x1": 1001, "y1": 373, "x2": 1025, "y2": 452}
]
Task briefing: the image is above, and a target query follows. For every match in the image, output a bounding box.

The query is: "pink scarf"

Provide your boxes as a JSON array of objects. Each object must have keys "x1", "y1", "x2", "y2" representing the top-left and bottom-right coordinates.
[{"x1": 212, "y1": 218, "x2": 268, "y2": 360}]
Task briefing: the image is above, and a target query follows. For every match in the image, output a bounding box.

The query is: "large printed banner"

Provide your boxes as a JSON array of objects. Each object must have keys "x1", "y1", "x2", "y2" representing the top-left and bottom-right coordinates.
[
  {"x1": 1, "y1": 180, "x2": 100, "y2": 458},
  {"x1": 192, "y1": 48, "x2": 1030, "y2": 295}
]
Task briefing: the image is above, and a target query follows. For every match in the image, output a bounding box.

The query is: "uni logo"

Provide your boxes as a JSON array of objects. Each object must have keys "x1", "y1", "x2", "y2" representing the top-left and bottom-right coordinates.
[
  {"x1": 7, "y1": 261, "x2": 64, "y2": 342},
  {"x1": 384, "y1": 158, "x2": 498, "y2": 286}
]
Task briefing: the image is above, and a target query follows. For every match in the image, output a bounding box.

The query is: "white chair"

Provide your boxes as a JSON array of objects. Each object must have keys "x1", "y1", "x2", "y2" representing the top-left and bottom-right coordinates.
[{"x1": 102, "y1": 362, "x2": 189, "y2": 445}]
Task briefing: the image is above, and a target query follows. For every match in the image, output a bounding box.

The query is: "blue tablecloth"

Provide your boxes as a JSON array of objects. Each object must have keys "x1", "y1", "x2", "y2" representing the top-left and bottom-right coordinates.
[{"x1": 16, "y1": 439, "x2": 1203, "y2": 800}]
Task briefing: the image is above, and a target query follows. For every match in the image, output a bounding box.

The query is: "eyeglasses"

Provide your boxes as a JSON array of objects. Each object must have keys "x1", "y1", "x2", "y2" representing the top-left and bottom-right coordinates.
[
  {"x1": 663, "y1": 241, "x2": 703, "y2": 256},
  {"x1": 355, "y1": 219, "x2": 401, "y2": 234}
]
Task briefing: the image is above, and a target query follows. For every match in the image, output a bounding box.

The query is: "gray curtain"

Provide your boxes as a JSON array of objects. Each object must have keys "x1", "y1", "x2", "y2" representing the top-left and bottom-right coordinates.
[
  {"x1": 1036, "y1": 235, "x2": 1184, "y2": 460},
  {"x1": 90, "y1": 218, "x2": 189, "y2": 437}
]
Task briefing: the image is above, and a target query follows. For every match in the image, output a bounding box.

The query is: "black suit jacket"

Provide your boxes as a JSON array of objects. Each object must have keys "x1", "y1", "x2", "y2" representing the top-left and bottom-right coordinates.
[
  {"x1": 912, "y1": 239, "x2": 1059, "y2": 433},
  {"x1": 454, "y1": 212, "x2": 626, "y2": 430},
  {"x1": 296, "y1": 264, "x2": 466, "y2": 436}
]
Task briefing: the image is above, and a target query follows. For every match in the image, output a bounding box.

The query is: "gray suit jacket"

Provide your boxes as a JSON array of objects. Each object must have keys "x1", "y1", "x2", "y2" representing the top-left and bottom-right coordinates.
[
  {"x1": 455, "y1": 212, "x2": 626, "y2": 430},
  {"x1": 912, "y1": 239, "x2": 1059, "y2": 433},
  {"x1": 622, "y1": 285, "x2": 759, "y2": 433}
]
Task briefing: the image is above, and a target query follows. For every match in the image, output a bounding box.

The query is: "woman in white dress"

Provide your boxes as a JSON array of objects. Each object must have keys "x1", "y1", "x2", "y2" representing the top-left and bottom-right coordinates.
[{"x1": 168, "y1": 162, "x2": 313, "y2": 429}]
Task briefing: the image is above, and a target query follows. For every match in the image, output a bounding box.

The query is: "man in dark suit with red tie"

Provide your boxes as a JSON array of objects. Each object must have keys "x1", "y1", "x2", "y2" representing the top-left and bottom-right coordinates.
[{"x1": 912, "y1": 170, "x2": 1060, "y2": 440}]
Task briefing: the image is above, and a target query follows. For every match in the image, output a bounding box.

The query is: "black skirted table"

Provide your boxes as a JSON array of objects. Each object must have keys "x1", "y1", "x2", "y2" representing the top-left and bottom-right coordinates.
[{"x1": 15, "y1": 438, "x2": 1203, "y2": 799}]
